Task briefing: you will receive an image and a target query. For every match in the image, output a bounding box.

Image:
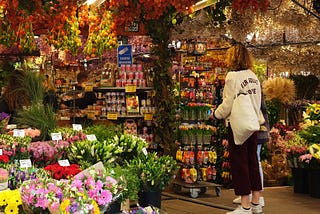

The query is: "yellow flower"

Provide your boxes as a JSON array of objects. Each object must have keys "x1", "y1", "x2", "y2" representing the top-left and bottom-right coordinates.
[
  {"x1": 60, "y1": 199, "x2": 70, "y2": 212},
  {"x1": 309, "y1": 144, "x2": 320, "y2": 160},
  {"x1": 7, "y1": 190, "x2": 22, "y2": 206},
  {"x1": 92, "y1": 200, "x2": 100, "y2": 214},
  {"x1": 314, "y1": 108, "x2": 320, "y2": 115},
  {"x1": 0, "y1": 189, "x2": 9, "y2": 206},
  {"x1": 4, "y1": 203, "x2": 19, "y2": 214}
]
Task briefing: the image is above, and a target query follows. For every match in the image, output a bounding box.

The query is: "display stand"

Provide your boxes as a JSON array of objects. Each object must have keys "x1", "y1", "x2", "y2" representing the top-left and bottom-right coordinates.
[{"x1": 173, "y1": 47, "x2": 221, "y2": 198}]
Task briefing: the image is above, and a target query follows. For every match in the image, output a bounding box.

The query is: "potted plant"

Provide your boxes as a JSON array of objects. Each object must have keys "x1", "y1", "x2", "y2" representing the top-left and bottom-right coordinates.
[{"x1": 128, "y1": 152, "x2": 178, "y2": 208}]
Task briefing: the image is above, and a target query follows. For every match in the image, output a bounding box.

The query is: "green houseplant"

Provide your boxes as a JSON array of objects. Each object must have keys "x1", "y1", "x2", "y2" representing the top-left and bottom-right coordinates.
[
  {"x1": 128, "y1": 152, "x2": 178, "y2": 208},
  {"x1": 129, "y1": 152, "x2": 178, "y2": 192}
]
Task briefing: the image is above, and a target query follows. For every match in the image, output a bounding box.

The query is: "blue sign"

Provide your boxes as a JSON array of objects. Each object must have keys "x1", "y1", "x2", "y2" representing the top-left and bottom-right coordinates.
[{"x1": 117, "y1": 45, "x2": 132, "y2": 67}]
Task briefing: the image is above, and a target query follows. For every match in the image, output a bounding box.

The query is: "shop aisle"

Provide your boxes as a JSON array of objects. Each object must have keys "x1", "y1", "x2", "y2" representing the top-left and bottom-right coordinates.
[{"x1": 161, "y1": 186, "x2": 320, "y2": 214}]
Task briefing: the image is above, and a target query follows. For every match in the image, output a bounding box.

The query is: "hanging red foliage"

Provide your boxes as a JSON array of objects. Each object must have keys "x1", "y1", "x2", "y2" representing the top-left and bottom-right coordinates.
[{"x1": 232, "y1": 0, "x2": 270, "y2": 13}]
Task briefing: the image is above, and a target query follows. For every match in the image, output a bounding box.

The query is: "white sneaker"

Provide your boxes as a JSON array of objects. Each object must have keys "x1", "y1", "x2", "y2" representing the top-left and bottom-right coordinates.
[
  {"x1": 226, "y1": 206, "x2": 252, "y2": 214},
  {"x1": 233, "y1": 196, "x2": 265, "y2": 207},
  {"x1": 259, "y1": 197, "x2": 265, "y2": 207},
  {"x1": 251, "y1": 204, "x2": 263, "y2": 214},
  {"x1": 233, "y1": 196, "x2": 242, "y2": 204}
]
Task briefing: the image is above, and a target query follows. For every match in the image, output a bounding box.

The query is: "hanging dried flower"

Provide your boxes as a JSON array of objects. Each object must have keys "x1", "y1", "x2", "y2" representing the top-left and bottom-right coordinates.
[{"x1": 262, "y1": 77, "x2": 296, "y2": 104}]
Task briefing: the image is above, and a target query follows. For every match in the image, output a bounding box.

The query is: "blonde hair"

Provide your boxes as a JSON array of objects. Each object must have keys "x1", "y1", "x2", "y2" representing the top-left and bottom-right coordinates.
[{"x1": 226, "y1": 43, "x2": 253, "y2": 71}]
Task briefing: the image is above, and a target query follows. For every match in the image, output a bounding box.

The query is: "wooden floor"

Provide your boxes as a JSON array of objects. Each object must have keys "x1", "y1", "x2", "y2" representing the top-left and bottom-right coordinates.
[{"x1": 160, "y1": 186, "x2": 320, "y2": 214}]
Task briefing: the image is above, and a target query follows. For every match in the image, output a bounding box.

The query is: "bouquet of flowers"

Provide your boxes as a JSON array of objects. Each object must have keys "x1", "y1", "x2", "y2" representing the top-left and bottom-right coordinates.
[
  {"x1": 304, "y1": 103, "x2": 320, "y2": 122},
  {"x1": 8, "y1": 166, "x2": 41, "y2": 190},
  {"x1": 0, "y1": 154, "x2": 10, "y2": 168},
  {"x1": 284, "y1": 131, "x2": 308, "y2": 168},
  {"x1": 28, "y1": 140, "x2": 70, "y2": 167},
  {"x1": 20, "y1": 178, "x2": 68, "y2": 213},
  {"x1": 0, "y1": 189, "x2": 22, "y2": 214},
  {"x1": 44, "y1": 163, "x2": 81, "y2": 180},
  {"x1": 72, "y1": 168, "x2": 123, "y2": 211},
  {"x1": 0, "y1": 134, "x2": 31, "y2": 161},
  {"x1": 0, "y1": 112, "x2": 10, "y2": 132}
]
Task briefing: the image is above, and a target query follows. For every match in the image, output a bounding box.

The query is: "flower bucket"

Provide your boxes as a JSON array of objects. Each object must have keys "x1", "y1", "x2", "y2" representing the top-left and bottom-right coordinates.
[
  {"x1": 104, "y1": 201, "x2": 121, "y2": 214},
  {"x1": 308, "y1": 168, "x2": 320, "y2": 198},
  {"x1": 0, "y1": 180, "x2": 8, "y2": 191},
  {"x1": 291, "y1": 168, "x2": 309, "y2": 194},
  {"x1": 138, "y1": 190, "x2": 162, "y2": 209}
]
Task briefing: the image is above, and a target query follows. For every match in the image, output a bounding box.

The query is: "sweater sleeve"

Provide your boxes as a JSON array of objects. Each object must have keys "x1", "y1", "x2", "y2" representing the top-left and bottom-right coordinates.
[{"x1": 214, "y1": 72, "x2": 236, "y2": 119}]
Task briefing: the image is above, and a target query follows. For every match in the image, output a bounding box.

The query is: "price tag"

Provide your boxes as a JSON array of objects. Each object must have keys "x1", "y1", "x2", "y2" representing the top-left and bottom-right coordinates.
[
  {"x1": 125, "y1": 85, "x2": 136, "y2": 93},
  {"x1": 218, "y1": 74, "x2": 225, "y2": 80},
  {"x1": 51, "y1": 132, "x2": 62, "y2": 141},
  {"x1": 13, "y1": 129, "x2": 25, "y2": 137},
  {"x1": 85, "y1": 85, "x2": 93, "y2": 92},
  {"x1": 0, "y1": 149, "x2": 2, "y2": 155},
  {"x1": 6, "y1": 124, "x2": 17, "y2": 129},
  {"x1": 58, "y1": 159, "x2": 70, "y2": 167},
  {"x1": 107, "y1": 112, "x2": 118, "y2": 120},
  {"x1": 144, "y1": 113, "x2": 153, "y2": 121},
  {"x1": 142, "y1": 147, "x2": 148, "y2": 156},
  {"x1": 87, "y1": 111, "x2": 96, "y2": 119},
  {"x1": 87, "y1": 134, "x2": 97, "y2": 141},
  {"x1": 72, "y1": 124, "x2": 83, "y2": 131},
  {"x1": 20, "y1": 159, "x2": 32, "y2": 168}
]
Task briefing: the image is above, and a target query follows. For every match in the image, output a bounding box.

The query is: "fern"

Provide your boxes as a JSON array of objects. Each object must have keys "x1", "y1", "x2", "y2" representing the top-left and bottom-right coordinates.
[{"x1": 14, "y1": 103, "x2": 57, "y2": 140}]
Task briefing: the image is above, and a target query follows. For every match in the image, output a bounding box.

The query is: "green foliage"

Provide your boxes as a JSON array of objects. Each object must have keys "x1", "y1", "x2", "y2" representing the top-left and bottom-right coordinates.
[
  {"x1": 19, "y1": 69, "x2": 45, "y2": 104},
  {"x1": 0, "y1": 61, "x2": 13, "y2": 89},
  {"x1": 145, "y1": 13, "x2": 177, "y2": 154},
  {"x1": 298, "y1": 125, "x2": 320, "y2": 145},
  {"x1": 204, "y1": 0, "x2": 232, "y2": 27},
  {"x1": 289, "y1": 74, "x2": 319, "y2": 100},
  {"x1": 253, "y1": 62, "x2": 267, "y2": 83},
  {"x1": 67, "y1": 133, "x2": 148, "y2": 168},
  {"x1": 14, "y1": 103, "x2": 57, "y2": 140},
  {"x1": 266, "y1": 100, "x2": 281, "y2": 129},
  {"x1": 84, "y1": 124, "x2": 122, "y2": 142},
  {"x1": 128, "y1": 152, "x2": 178, "y2": 192},
  {"x1": 106, "y1": 164, "x2": 140, "y2": 201}
]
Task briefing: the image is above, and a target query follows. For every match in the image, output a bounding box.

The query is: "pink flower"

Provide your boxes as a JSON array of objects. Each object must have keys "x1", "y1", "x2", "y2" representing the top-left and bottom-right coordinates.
[{"x1": 97, "y1": 189, "x2": 112, "y2": 205}]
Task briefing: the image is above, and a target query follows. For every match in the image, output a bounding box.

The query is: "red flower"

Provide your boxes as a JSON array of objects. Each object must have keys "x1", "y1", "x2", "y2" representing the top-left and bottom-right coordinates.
[
  {"x1": 0, "y1": 155, "x2": 9, "y2": 163},
  {"x1": 44, "y1": 163, "x2": 81, "y2": 180}
]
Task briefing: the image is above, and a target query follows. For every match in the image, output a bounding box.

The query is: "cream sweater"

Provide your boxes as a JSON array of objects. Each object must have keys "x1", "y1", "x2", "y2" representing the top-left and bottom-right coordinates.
[{"x1": 214, "y1": 69, "x2": 262, "y2": 122}]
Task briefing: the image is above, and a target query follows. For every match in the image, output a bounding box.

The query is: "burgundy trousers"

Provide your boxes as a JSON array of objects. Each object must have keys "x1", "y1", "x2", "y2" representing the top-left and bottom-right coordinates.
[{"x1": 228, "y1": 126, "x2": 262, "y2": 195}]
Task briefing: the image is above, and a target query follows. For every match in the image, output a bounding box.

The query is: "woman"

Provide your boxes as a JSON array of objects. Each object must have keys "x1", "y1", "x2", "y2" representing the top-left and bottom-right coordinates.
[{"x1": 213, "y1": 43, "x2": 263, "y2": 214}]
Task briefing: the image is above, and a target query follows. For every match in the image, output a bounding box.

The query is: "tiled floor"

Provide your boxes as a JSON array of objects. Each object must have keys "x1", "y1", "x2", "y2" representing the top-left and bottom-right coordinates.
[{"x1": 160, "y1": 185, "x2": 320, "y2": 214}]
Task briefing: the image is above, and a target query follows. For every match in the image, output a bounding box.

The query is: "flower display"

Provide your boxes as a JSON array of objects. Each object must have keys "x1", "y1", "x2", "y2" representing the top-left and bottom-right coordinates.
[
  {"x1": 304, "y1": 103, "x2": 320, "y2": 122},
  {"x1": 44, "y1": 163, "x2": 81, "y2": 180},
  {"x1": 8, "y1": 166, "x2": 40, "y2": 190},
  {"x1": 284, "y1": 131, "x2": 308, "y2": 168},
  {"x1": 68, "y1": 134, "x2": 148, "y2": 168},
  {"x1": 71, "y1": 168, "x2": 122, "y2": 210},
  {"x1": 20, "y1": 178, "x2": 67, "y2": 213},
  {"x1": 0, "y1": 168, "x2": 8, "y2": 182},
  {"x1": 28, "y1": 140, "x2": 70, "y2": 167},
  {"x1": 0, "y1": 112, "x2": 10, "y2": 132},
  {"x1": 0, "y1": 189, "x2": 22, "y2": 214},
  {"x1": 130, "y1": 206, "x2": 161, "y2": 214},
  {"x1": 0, "y1": 154, "x2": 9, "y2": 168},
  {"x1": 0, "y1": 134, "x2": 31, "y2": 161}
]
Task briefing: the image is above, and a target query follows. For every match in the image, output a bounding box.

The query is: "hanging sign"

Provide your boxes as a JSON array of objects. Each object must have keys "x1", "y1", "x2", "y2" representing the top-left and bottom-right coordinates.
[{"x1": 117, "y1": 45, "x2": 132, "y2": 67}]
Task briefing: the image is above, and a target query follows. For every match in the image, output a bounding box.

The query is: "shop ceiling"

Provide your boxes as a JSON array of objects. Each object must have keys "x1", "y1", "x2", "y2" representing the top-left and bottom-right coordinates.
[{"x1": 171, "y1": 0, "x2": 320, "y2": 76}]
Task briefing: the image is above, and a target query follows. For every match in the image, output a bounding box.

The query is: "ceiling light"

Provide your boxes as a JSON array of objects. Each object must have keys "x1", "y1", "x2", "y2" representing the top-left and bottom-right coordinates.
[
  {"x1": 83, "y1": 0, "x2": 106, "y2": 6},
  {"x1": 190, "y1": 0, "x2": 217, "y2": 12}
]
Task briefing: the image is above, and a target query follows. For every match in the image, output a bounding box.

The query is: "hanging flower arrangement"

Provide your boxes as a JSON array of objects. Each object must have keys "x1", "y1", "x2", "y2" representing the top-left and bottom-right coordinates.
[
  {"x1": 232, "y1": 0, "x2": 270, "y2": 13},
  {"x1": 83, "y1": 4, "x2": 117, "y2": 57},
  {"x1": 45, "y1": 1, "x2": 81, "y2": 55}
]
